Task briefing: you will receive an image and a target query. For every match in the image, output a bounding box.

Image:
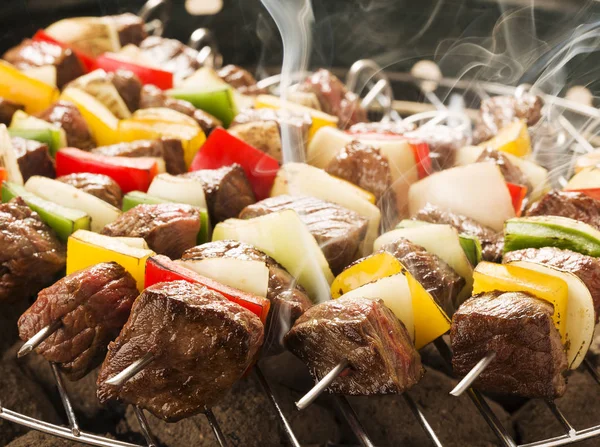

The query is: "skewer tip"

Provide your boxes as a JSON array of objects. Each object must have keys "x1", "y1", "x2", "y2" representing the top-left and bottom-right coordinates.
[{"x1": 17, "y1": 343, "x2": 33, "y2": 358}]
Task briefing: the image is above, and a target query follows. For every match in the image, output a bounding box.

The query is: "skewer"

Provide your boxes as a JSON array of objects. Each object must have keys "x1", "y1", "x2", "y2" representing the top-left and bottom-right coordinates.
[
  {"x1": 18, "y1": 320, "x2": 63, "y2": 358},
  {"x1": 545, "y1": 400, "x2": 577, "y2": 438},
  {"x1": 50, "y1": 362, "x2": 80, "y2": 437},
  {"x1": 295, "y1": 358, "x2": 349, "y2": 410},
  {"x1": 133, "y1": 406, "x2": 157, "y2": 447},
  {"x1": 105, "y1": 353, "x2": 156, "y2": 386},
  {"x1": 332, "y1": 395, "x2": 375, "y2": 447},
  {"x1": 204, "y1": 408, "x2": 229, "y2": 447},
  {"x1": 449, "y1": 352, "x2": 497, "y2": 397},
  {"x1": 584, "y1": 358, "x2": 600, "y2": 386},
  {"x1": 402, "y1": 393, "x2": 443, "y2": 447}
]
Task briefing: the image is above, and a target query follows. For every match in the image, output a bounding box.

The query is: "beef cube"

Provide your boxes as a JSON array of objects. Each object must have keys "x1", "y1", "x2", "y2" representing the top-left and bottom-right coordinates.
[
  {"x1": 414, "y1": 204, "x2": 503, "y2": 262},
  {"x1": 11, "y1": 136, "x2": 55, "y2": 182},
  {"x1": 349, "y1": 120, "x2": 416, "y2": 135},
  {"x1": 0, "y1": 98, "x2": 24, "y2": 125},
  {"x1": 139, "y1": 84, "x2": 222, "y2": 135},
  {"x1": 111, "y1": 13, "x2": 147, "y2": 47},
  {"x1": 3, "y1": 39, "x2": 85, "y2": 88},
  {"x1": 97, "y1": 280, "x2": 264, "y2": 421},
  {"x1": 298, "y1": 69, "x2": 367, "y2": 129},
  {"x1": 102, "y1": 203, "x2": 201, "y2": 259},
  {"x1": 381, "y1": 237, "x2": 465, "y2": 316},
  {"x1": 37, "y1": 101, "x2": 95, "y2": 150},
  {"x1": 525, "y1": 190, "x2": 600, "y2": 230},
  {"x1": 56, "y1": 173, "x2": 123, "y2": 208},
  {"x1": 18, "y1": 262, "x2": 138, "y2": 380},
  {"x1": 0, "y1": 197, "x2": 65, "y2": 302},
  {"x1": 92, "y1": 138, "x2": 186, "y2": 175},
  {"x1": 285, "y1": 296, "x2": 423, "y2": 395},
  {"x1": 325, "y1": 140, "x2": 398, "y2": 227},
  {"x1": 182, "y1": 240, "x2": 312, "y2": 353},
  {"x1": 139, "y1": 36, "x2": 200, "y2": 81},
  {"x1": 217, "y1": 64, "x2": 266, "y2": 95},
  {"x1": 108, "y1": 69, "x2": 142, "y2": 112},
  {"x1": 405, "y1": 124, "x2": 470, "y2": 171},
  {"x1": 182, "y1": 164, "x2": 256, "y2": 224},
  {"x1": 229, "y1": 121, "x2": 282, "y2": 161},
  {"x1": 239, "y1": 195, "x2": 368, "y2": 275},
  {"x1": 451, "y1": 290, "x2": 567, "y2": 398},
  {"x1": 473, "y1": 92, "x2": 543, "y2": 144},
  {"x1": 504, "y1": 247, "x2": 600, "y2": 321},
  {"x1": 476, "y1": 147, "x2": 531, "y2": 190}
]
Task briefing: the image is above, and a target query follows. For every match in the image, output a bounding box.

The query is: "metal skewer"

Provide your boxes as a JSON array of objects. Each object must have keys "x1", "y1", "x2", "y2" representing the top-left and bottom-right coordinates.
[
  {"x1": 18, "y1": 320, "x2": 63, "y2": 358},
  {"x1": 204, "y1": 408, "x2": 229, "y2": 447},
  {"x1": 133, "y1": 406, "x2": 157, "y2": 447},
  {"x1": 50, "y1": 362, "x2": 80, "y2": 437},
  {"x1": 295, "y1": 358, "x2": 349, "y2": 411},
  {"x1": 105, "y1": 353, "x2": 156, "y2": 387},
  {"x1": 450, "y1": 352, "x2": 497, "y2": 397}
]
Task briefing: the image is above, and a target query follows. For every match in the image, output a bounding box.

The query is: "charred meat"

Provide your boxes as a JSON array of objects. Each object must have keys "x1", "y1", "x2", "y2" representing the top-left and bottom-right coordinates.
[
  {"x1": 217, "y1": 65, "x2": 266, "y2": 95},
  {"x1": 97, "y1": 280, "x2": 264, "y2": 422},
  {"x1": 0, "y1": 198, "x2": 65, "y2": 302},
  {"x1": 285, "y1": 295, "x2": 423, "y2": 395},
  {"x1": 37, "y1": 101, "x2": 95, "y2": 150},
  {"x1": 18, "y1": 262, "x2": 138, "y2": 380},
  {"x1": 56, "y1": 173, "x2": 123, "y2": 208},
  {"x1": 405, "y1": 124, "x2": 470, "y2": 172},
  {"x1": 525, "y1": 190, "x2": 600, "y2": 230},
  {"x1": 92, "y1": 138, "x2": 186, "y2": 175},
  {"x1": 108, "y1": 70, "x2": 142, "y2": 112},
  {"x1": 451, "y1": 290, "x2": 567, "y2": 398},
  {"x1": 476, "y1": 147, "x2": 531, "y2": 190},
  {"x1": 240, "y1": 195, "x2": 368, "y2": 275},
  {"x1": 380, "y1": 237, "x2": 465, "y2": 316},
  {"x1": 101, "y1": 204, "x2": 201, "y2": 259},
  {"x1": 12, "y1": 137, "x2": 55, "y2": 182},
  {"x1": 111, "y1": 13, "x2": 147, "y2": 47},
  {"x1": 182, "y1": 164, "x2": 256, "y2": 224},
  {"x1": 139, "y1": 36, "x2": 200, "y2": 81},
  {"x1": 0, "y1": 98, "x2": 24, "y2": 125}
]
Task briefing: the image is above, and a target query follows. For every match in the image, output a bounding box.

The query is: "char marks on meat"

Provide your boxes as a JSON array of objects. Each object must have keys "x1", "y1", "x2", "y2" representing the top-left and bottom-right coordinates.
[
  {"x1": 217, "y1": 65, "x2": 266, "y2": 95},
  {"x1": 380, "y1": 237, "x2": 464, "y2": 316},
  {"x1": 0, "y1": 98, "x2": 24, "y2": 125},
  {"x1": 139, "y1": 36, "x2": 200, "y2": 81},
  {"x1": 504, "y1": 247, "x2": 600, "y2": 321},
  {"x1": 0, "y1": 197, "x2": 65, "y2": 302},
  {"x1": 414, "y1": 204, "x2": 503, "y2": 262},
  {"x1": 56, "y1": 173, "x2": 123, "y2": 208},
  {"x1": 108, "y1": 70, "x2": 142, "y2": 112},
  {"x1": 240, "y1": 195, "x2": 368, "y2": 275},
  {"x1": 525, "y1": 190, "x2": 600, "y2": 230},
  {"x1": 97, "y1": 280, "x2": 264, "y2": 421},
  {"x1": 285, "y1": 296, "x2": 423, "y2": 395},
  {"x1": 182, "y1": 164, "x2": 255, "y2": 224},
  {"x1": 101, "y1": 203, "x2": 201, "y2": 259},
  {"x1": 451, "y1": 291, "x2": 567, "y2": 398},
  {"x1": 92, "y1": 138, "x2": 186, "y2": 175},
  {"x1": 12, "y1": 137, "x2": 55, "y2": 182},
  {"x1": 405, "y1": 124, "x2": 470, "y2": 172},
  {"x1": 37, "y1": 101, "x2": 95, "y2": 150},
  {"x1": 18, "y1": 262, "x2": 138, "y2": 380}
]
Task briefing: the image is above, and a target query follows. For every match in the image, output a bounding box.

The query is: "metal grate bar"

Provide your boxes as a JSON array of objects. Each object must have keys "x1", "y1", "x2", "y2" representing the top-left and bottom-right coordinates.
[
  {"x1": 519, "y1": 424, "x2": 600, "y2": 447},
  {"x1": 133, "y1": 406, "x2": 157, "y2": 447},
  {"x1": 402, "y1": 393, "x2": 443, "y2": 447},
  {"x1": 50, "y1": 362, "x2": 80, "y2": 437},
  {"x1": 545, "y1": 400, "x2": 576, "y2": 437},
  {"x1": 205, "y1": 408, "x2": 229, "y2": 447},
  {"x1": 331, "y1": 395, "x2": 375, "y2": 447},
  {"x1": 583, "y1": 359, "x2": 600, "y2": 385}
]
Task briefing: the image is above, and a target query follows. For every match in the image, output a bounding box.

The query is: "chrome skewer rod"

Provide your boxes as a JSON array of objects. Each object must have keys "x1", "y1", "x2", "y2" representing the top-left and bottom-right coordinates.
[
  {"x1": 450, "y1": 352, "x2": 496, "y2": 397},
  {"x1": 204, "y1": 408, "x2": 229, "y2": 447},
  {"x1": 50, "y1": 363, "x2": 80, "y2": 437},
  {"x1": 296, "y1": 358, "x2": 349, "y2": 411},
  {"x1": 545, "y1": 400, "x2": 577, "y2": 438},
  {"x1": 584, "y1": 358, "x2": 600, "y2": 386},
  {"x1": 133, "y1": 406, "x2": 157, "y2": 447},
  {"x1": 403, "y1": 393, "x2": 443, "y2": 447},
  {"x1": 332, "y1": 395, "x2": 375, "y2": 447},
  {"x1": 105, "y1": 353, "x2": 155, "y2": 387},
  {"x1": 361, "y1": 79, "x2": 388, "y2": 109},
  {"x1": 18, "y1": 320, "x2": 63, "y2": 358}
]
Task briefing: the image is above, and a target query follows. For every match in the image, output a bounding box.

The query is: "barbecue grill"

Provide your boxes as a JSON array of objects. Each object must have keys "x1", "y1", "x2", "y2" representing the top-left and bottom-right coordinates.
[{"x1": 1, "y1": 0, "x2": 600, "y2": 446}]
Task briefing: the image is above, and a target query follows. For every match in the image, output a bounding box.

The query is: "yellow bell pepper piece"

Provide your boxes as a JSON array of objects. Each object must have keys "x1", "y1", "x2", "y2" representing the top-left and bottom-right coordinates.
[
  {"x1": 478, "y1": 119, "x2": 531, "y2": 157},
  {"x1": 331, "y1": 251, "x2": 451, "y2": 348},
  {"x1": 0, "y1": 61, "x2": 59, "y2": 114},
  {"x1": 473, "y1": 261, "x2": 568, "y2": 341},
  {"x1": 255, "y1": 94, "x2": 338, "y2": 140},
  {"x1": 67, "y1": 230, "x2": 155, "y2": 291}
]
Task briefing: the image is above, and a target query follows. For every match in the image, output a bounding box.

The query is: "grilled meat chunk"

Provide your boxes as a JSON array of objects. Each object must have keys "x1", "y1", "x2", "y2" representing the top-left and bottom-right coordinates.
[
  {"x1": 0, "y1": 98, "x2": 24, "y2": 125},
  {"x1": 108, "y1": 70, "x2": 142, "y2": 112},
  {"x1": 451, "y1": 291, "x2": 567, "y2": 398},
  {"x1": 240, "y1": 195, "x2": 368, "y2": 275},
  {"x1": 0, "y1": 198, "x2": 65, "y2": 302},
  {"x1": 414, "y1": 204, "x2": 503, "y2": 262},
  {"x1": 349, "y1": 120, "x2": 416, "y2": 135},
  {"x1": 504, "y1": 247, "x2": 600, "y2": 321},
  {"x1": 182, "y1": 164, "x2": 255, "y2": 224},
  {"x1": 92, "y1": 138, "x2": 186, "y2": 175},
  {"x1": 325, "y1": 141, "x2": 398, "y2": 226},
  {"x1": 97, "y1": 280, "x2": 264, "y2": 421},
  {"x1": 12, "y1": 137, "x2": 55, "y2": 182},
  {"x1": 473, "y1": 92, "x2": 543, "y2": 144},
  {"x1": 405, "y1": 124, "x2": 470, "y2": 172},
  {"x1": 18, "y1": 262, "x2": 138, "y2": 381},
  {"x1": 525, "y1": 190, "x2": 600, "y2": 230},
  {"x1": 217, "y1": 65, "x2": 265, "y2": 95},
  {"x1": 298, "y1": 69, "x2": 367, "y2": 128},
  {"x1": 112, "y1": 13, "x2": 147, "y2": 47},
  {"x1": 102, "y1": 204, "x2": 201, "y2": 259},
  {"x1": 139, "y1": 36, "x2": 200, "y2": 81},
  {"x1": 3, "y1": 39, "x2": 85, "y2": 88},
  {"x1": 476, "y1": 147, "x2": 531, "y2": 190},
  {"x1": 182, "y1": 240, "x2": 312, "y2": 352},
  {"x1": 285, "y1": 296, "x2": 423, "y2": 395},
  {"x1": 56, "y1": 173, "x2": 123, "y2": 208},
  {"x1": 139, "y1": 84, "x2": 222, "y2": 135},
  {"x1": 381, "y1": 237, "x2": 465, "y2": 316},
  {"x1": 37, "y1": 101, "x2": 95, "y2": 150}
]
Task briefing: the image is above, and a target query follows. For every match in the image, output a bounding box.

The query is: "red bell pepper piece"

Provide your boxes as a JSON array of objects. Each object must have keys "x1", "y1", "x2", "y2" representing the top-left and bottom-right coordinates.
[
  {"x1": 145, "y1": 255, "x2": 270, "y2": 324},
  {"x1": 565, "y1": 188, "x2": 600, "y2": 201},
  {"x1": 506, "y1": 182, "x2": 528, "y2": 216},
  {"x1": 32, "y1": 30, "x2": 96, "y2": 72},
  {"x1": 190, "y1": 128, "x2": 279, "y2": 200},
  {"x1": 55, "y1": 148, "x2": 159, "y2": 193},
  {"x1": 0, "y1": 168, "x2": 7, "y2": 183},
  {"x1": 94, "y1": 54, "x2": 173, "y2": 90}
]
